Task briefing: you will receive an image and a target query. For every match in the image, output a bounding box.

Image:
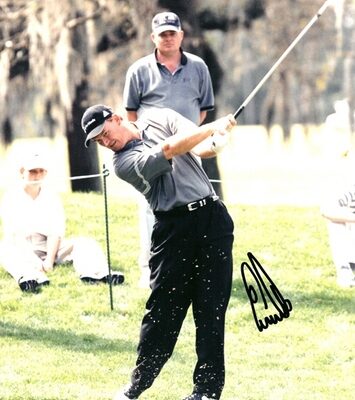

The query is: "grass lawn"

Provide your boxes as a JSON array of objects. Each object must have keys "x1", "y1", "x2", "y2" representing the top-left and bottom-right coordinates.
[{"x1": 0, "y1": 192, "x2": 354, "y2": 400}]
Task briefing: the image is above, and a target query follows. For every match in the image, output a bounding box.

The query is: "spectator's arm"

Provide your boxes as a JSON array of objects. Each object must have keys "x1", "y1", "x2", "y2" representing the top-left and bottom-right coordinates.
[
  {"x1": 321, "y1": 203, "x2": 355, "y2": 223},
  {"x1": 199, "y1": 110, "x2": 207, "y2": 125},
  {"x1": 42, "y1": 235, "x2": 61, "y2": 272},
  {"x1": 127, "y1": 110, "x2": 138, "y2": 122}
]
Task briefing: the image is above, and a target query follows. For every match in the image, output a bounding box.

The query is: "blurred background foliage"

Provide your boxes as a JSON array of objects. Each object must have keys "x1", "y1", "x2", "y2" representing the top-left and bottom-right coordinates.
[{"x1": 0, "y1": 0, "x2": 353, "y2": 191}]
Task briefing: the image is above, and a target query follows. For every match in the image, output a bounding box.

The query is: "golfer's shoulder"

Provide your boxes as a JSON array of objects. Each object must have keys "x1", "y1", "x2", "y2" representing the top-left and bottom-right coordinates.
[
  {"x1": 140, "y1": 107, "x2": 180, "y2": 121},
  {"x1": 156, "y1": 107, "x2": 181, "y2": 118},
  {"x1": 139, "y1": 108, "x2": 191, "y2": 135}
]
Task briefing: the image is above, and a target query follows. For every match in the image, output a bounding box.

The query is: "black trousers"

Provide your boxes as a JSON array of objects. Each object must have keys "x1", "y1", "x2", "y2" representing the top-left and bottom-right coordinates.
[{"x1": 130, "y1": 200, "x2": 234, "y2": 399}]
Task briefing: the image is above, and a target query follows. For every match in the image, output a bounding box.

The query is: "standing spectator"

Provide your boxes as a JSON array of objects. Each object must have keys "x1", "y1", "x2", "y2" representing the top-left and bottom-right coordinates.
[
  {"x1": 321, "y1": 182, "x2": 355, "y2": 288},
  {"x1": 321, "y1": 100, "x2": 355, "y2": 288},
  {"x1": 324, "y1": 99, "x2": 353, "y2": 158},
  {"x1": 0, "y1": 152, "x2": 124, "y2": 292},
  {"x1": 123, "y1": 11, "x2": 215, "y2": 288},
  {"x1": 81, "y1": 103, "x2": 236, "y2": 400}
]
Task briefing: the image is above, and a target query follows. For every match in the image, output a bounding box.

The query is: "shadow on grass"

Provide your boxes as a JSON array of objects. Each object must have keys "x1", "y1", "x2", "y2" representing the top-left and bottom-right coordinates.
[{"x1": 0, "y1": 320, "x2": 134, "y2": 354}]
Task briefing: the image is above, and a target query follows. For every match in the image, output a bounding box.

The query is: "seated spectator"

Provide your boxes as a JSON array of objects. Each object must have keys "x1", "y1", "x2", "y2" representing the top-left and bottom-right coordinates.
[{"x1": 0, "y1": 152, "x2": 124, "y2": 293}]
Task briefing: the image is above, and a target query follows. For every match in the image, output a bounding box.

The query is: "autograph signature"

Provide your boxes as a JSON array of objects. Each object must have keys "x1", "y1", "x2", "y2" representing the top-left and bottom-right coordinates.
[{"x1": 241, "y1": 252, "x2": 292, "y2": 332}]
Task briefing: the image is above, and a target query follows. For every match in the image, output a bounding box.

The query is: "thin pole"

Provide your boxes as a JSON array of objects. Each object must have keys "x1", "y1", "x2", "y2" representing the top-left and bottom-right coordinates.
[
  {"x1": 234, "y1": 0, "x2": 333, "y2": 119},
  {"x1": 102, "y1": 164, "x2": 114, "y2": 311}
]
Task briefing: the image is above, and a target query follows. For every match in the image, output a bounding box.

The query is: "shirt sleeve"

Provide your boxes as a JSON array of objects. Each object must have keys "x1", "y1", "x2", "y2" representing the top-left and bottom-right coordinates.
[
  {"x1": 123, "y1": 64, "x2": 141, "y2": 111},
  {"x1": 198, "y1": 62, "x2": 215, "y2": 111},
  {"x1": 115, "y1": 146, "x2": 172, "y2": 196}
]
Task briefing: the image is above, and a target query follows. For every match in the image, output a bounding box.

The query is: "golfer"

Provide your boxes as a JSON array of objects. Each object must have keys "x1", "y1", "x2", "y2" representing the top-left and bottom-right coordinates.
[{"x1": 81, "y1": 104, "x2": 236, "y2": 400}]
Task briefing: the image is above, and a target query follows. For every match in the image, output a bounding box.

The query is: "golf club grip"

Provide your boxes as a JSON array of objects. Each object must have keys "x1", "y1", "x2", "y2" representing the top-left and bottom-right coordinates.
[{"x1": 234, "y1": 106, "x2": 244, "y2": 120}]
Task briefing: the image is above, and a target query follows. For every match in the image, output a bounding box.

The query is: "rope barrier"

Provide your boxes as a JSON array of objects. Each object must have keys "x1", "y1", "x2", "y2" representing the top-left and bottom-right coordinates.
[
  {"x1": 20, "y1": 172, "x2": 107, "y2": 185},
  {"x1": 21, "y1": 173, "x2": 222, "y2": 185},
  {"x1": 65, "y1": 173, "x2": 105, "y2": 180}
]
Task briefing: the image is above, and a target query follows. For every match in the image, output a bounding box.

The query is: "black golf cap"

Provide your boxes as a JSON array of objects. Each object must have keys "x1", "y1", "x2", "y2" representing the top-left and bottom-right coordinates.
[{"x1": 81, "y1": 104, "x2": 113, "y2": 147}]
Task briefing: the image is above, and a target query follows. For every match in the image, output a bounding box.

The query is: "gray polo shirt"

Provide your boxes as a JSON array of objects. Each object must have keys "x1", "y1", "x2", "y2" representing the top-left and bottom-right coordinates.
[
  {"x1": 123, "y1": 50, "x2": 214, "y2": 125},
  {"x1": 113, "y1": 109, "x2": 215, "y2": 212}
]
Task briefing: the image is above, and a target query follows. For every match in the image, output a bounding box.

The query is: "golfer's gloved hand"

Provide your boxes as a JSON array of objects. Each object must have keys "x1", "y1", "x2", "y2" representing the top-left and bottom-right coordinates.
[
  {"x1": 210, "y1": 131, "x2": 229, "y2": 153},
  {"x1": 210, "y1": 114, "x2": 236, "y2": 153}
]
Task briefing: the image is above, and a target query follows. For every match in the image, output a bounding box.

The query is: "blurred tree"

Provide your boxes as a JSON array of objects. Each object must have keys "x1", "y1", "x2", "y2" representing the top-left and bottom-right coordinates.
[
  {"x1": 337, "y1": 0, "x2": 355, "y2": 132},
  {"x1": 0, "y1": 0, "x2": 351, "y2": 190},
  {"x1": 0, "y1": 0, "x2": 104, "y2": 191},
  {"x1": 236, "y1": 0, "x2": 338, "y2": 138}
]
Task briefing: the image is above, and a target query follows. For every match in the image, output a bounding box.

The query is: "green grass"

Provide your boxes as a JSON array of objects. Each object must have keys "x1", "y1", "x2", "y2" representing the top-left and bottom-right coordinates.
[{"x1": 0, "y1": 192, "x2": 354, "y2": 400}]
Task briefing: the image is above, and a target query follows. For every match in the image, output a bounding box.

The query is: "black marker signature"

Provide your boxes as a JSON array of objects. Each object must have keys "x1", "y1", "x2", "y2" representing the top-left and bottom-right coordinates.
[{"x1": 241, "y1": 252, "x2": 292, "y2": 332}]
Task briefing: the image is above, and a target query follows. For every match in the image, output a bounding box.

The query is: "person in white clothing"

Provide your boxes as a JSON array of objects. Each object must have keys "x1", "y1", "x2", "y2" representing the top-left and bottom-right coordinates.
[
  {"x1": 321, "y1": 182, "x2": 355, "y2": 288},
  {"x1": 0, "y1": 152, "x2": 124, "y2": 293}
]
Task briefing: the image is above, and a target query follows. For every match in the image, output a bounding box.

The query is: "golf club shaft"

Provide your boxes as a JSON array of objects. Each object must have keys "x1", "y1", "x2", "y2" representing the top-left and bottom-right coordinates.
[{"x1": 233, "y1": 0, "x2": 332, "y2": 120}]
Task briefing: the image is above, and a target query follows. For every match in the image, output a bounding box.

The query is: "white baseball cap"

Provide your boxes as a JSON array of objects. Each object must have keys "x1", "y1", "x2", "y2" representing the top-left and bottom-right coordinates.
[
  {"x1": 22, "y1": 153, "x2": 49, "y2": 171},
  {"x1": 152, "y1": 12, "x2": 181, "y2": 34}
]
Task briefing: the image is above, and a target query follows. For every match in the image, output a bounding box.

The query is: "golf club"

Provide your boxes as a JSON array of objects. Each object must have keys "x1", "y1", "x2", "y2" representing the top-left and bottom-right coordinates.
[{"x1": 233, "y1": 0, "x2": 334, "y2": 120}]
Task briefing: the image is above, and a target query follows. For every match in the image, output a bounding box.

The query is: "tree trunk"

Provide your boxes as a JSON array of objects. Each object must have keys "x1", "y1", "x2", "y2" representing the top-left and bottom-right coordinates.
[
  {"x1": 64, "y1": 7, "x2": 101, "y2": 192},
  {"x1": 67, "y1": 79, "x2": 102, "y2": 192},
  {"x1": 281, "y1": 71, "x2": 291, "y2": 140},
  {"x1": 343, "y1": 0, "x2": 355, "y2": 133}
]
